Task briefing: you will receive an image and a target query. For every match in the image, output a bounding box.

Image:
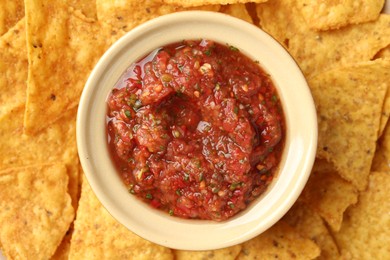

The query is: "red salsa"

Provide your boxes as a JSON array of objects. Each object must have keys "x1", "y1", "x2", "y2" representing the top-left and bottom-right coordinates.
[{"x1": 106, "y1": 39, "x2": 285, "y2": 221}]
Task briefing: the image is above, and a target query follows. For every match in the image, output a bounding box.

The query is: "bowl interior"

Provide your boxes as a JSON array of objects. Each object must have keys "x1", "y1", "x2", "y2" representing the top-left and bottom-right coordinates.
[{"x1": 77, "y1": 11, "x2": 317, "y2": 250}]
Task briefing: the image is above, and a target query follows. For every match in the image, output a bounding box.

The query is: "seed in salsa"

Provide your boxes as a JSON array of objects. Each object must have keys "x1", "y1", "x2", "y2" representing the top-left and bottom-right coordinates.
[{"x1": 106, "y1": 39, "x2": 285, "y2": 221}]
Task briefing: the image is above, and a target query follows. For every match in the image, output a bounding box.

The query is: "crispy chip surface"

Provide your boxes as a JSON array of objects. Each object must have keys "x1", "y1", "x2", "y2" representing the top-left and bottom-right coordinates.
[
  {"x1": 284, "y1": 202, "x2": 340, "y2": 259},
  {"x1": 0, "y1": 18, "x2": 27, "y2": 118},
  {"x1": 164, "y1": 0, "x2": 267, "y2": 7},
  {"x1": 23, "y1": 0, "x2": 111, "y2": 134},
  {"x1": 333, "y1": 172, "x2": 390, "y2": 259},
  {"x1": 297, "y1": 0, "x2": 384, "y2": 30},
  {"x1": 69, "y1": 175, "x2": 173, "y2": 259},
  {"x1": 174, "y1": 245, "x2": 241, "y2": 260},
  {"x1": 0, "y1": 0, "x2": 24, "y2": 36},
  {"x1": 220, "y1": 4, "x2": 253, "y2": 23},
  {"x1": 257, "y1": 0, "x2": 390, "y2": 77},
  {"x1": 309, "y1": 59, "x2": 389, "y2": 190},
  {"x1": 0, "y1": 105, "x2": 79, "y2": 206},
  {"x1": 0, "y1": 164, "x2": 74, "y2": 260},
  {"x1": 372, "y1": 121, "x2": 390, "y2": 172},
  {"x1": 237, "y1": 221, "x2": 320, "y2": 259},
  {"x1": 300, "y1": 160, "x2": 358, "y2": 231}
]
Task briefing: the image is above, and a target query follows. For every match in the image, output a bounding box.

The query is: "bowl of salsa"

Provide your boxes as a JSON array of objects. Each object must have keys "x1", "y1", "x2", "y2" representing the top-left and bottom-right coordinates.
[{"x1": 77, "y1": 11, "x2": 317, "y2": 250}]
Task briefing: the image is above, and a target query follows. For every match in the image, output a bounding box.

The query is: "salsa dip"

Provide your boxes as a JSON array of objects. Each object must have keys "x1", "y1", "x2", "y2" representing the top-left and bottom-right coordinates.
[{"x1": 106, "y1": 39, "x2": 285, "y2": 221}]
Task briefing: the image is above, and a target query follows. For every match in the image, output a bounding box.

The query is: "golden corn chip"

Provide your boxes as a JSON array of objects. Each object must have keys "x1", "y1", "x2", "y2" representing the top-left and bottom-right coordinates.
[
  {"x1": 174, "y1": 245, "x2": 241, "y2": 260},
  {"x1": 378, "y1": 88, "x2": 390, "y2": 138},
  {"x1": 164, "y1": 0, "x2": 267, "y2": 8},
  {"x1": 23, "y1": 0, "x2": 111, "y2": 134},
  {"x1": 0, "y1": 0, "x2": 24, "y2": 36},
  {"x1": 0, "y1": 18, "x2": 27, "y2": 118},
  {"x1": 69, "y1": 175, "x2": 174, "y2": 259},
  {"x1": 300, "y1": 160, "x2": 358, "y2": 231},
  {"x1": 284, "y1": 202, "x2": 340, "y2": 259},
  {"x1": 372, "y1": 121, "x2": 390, "y2": 172},
  {"x1": 0, "y1": 164, "x2": 74, "y2": 260},
  {"x1": 96, "y1": 0, "x2": 182, "y2": 39},
  {"x1": 309, "y1": 59, "x2": 389, "y2": 190},
  {"x1": 297, "y1": 0, "x2": 384, "y2": 31},
  {"x1": 374, "y1": 44, "x2": 390, "y2": 59},
  {"x1": 237, "y1": 221, "x2": 320, "y2": 259},
  {"x1": 220, "y1": 4, "x2": 253, "y2": 23},
  {"x1": 333, "y1": 172, "x2": 390, "y2": 259},
  {"x1": 0, "y1": 105, "x2": 79, "y2": 207},
  {"x1": 257, "y1": 0, "x2": 390, "y2": 77}
]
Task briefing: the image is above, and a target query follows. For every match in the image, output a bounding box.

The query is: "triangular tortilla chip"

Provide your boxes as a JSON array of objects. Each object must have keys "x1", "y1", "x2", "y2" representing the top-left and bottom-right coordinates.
[
  {"x1": 333, "y1": 172, "x2": 390, "y2": 259},
  {"x1": 237, "y1": 221, "x2": 320, "y2": 259},
  {"x1": 284, "y1": 202, "x2": 340, "y2": 259},
  {"x1": 309, "y1": 59, "x2": 389, "y2": 190},
  {"x1": 163, "y1": 0, "x2": 267, "y2": 8},
  {"x1": 256, "y1": 0, "x2": 390, "y2": 77},
  {"x1": 372, "y1": 120, "x2": 390, "y2": 172},
  {"x1": 296, "y1": 0, "x2": 384, "y2": 30},
  {"x1": 69, "y1": 175, "x2": 173, "y2": 259},
  {"x1": 174, "y1": 245, "x2": 242, "y2": 260},
  {"x1": 0, "y1": 0, "x2": 24, "y2": 36},
  {"x1": 0, "y1": 105, "x2": 79, "y2": 207},
  {"x1": 23, "y1": 0, "x2": 111, "y2": 134},
  {"x1": 0, "y1": 164, "x2": 74, "y2": 260},
  {"x1": 220, "y1": 4, "x2": 253, "y2": 23},
  {"x1": 300, "y1": 160, "x2": 358, "y2": 231},
  {"x1": 0, "y1": 18, "x2": 27, "y2": 118}
]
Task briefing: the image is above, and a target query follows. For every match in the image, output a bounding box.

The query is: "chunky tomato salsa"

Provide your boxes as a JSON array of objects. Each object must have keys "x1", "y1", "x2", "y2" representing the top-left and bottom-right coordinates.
[{"x1": 106, "y1": 39, "x2": 285, "y2": 221}]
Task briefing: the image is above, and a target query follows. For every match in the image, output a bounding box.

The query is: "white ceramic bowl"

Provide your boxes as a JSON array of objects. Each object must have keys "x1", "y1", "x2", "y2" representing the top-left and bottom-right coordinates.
[{"x1": 77, "y1": 11, "x2": 317, "y2": 250}]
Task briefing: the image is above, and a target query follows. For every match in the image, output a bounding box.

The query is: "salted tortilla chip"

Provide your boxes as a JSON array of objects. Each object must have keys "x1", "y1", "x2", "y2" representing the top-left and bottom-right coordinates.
[
  {"x1": 237, "y1": 221, "x2": 320, "y2": 259},
  {"x1": 69, "y1": 175, "x2": 173, "y2": 259},
  {"x1": 23, "y1": 0, "x2": 111, "y2": 134},
  {"x1": 372, "y1": 120, "x2": 390, "y2": 172},
  {"x1": 164, "y1": 0, "x2": 267, "y2": 7},
  {"x1": 284, "y1": 202, "x2": 340, "y2": 259},
  {"x1": 174, "y1": 245, "x2": 241, "y2": 260},
  {"x1": 300, "y1": 160, "x2": 358, "y2": 231},
  {"x1": 0, "y1": 164, "x2": 74, "y2": 260},
  {"x1": 297, "y1": 0, "x2": 384, "y2": 30},
  {"x1": 0, "y1": 18, "x2": 27, "y2": 118},
  {"x1": 309, "y1": 59, "x2": 389, "y2": 190},
  {"x1": 378, "y1": 87, "x2": 390, "y2": 137},
  {"x1": 333, "y1": 172, "x2": 390, "y2": 259},
  {"x1": 220, "y1": 4, "x2": 253, "y2": 23},
  {"x1": 257, "y1": 0, "x2": 390, "y2": 77},
  {"x1": 0, "y1": 0, "x2": 24, "y2": 36},
  {"x1": 374, "y1": 44, "x2": 390, "y2": 59},
  {"x1": 0, "y1": 105, "x2": 79, "y2": 207}
]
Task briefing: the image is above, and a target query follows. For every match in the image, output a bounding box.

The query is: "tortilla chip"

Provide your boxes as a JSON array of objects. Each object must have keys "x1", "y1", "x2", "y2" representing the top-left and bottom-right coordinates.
[
  {"x1": 257, "y1": 1, "x2": 390, "y2": 77},
  {"x1": 296, "y1": 0, "x2": 384, "y2": 31},
  {"x1": 372, "y1": 120, "x2": 390, "y2": 172},
  {"x1": 164, "y1": 0, "x2": 267, "y2": 7},
  {"x1": 284, "y1": 202, "x2": 340, "y2": 259},
  {"x1": 237, "y1": 221, "x2": 320, "y2": 259},
  {"x1": 69, "y1": 175, "x2": 173, "y2": 259},
  {"x1": 0, "y1": 18, "x2": 27, "y2": 118},
  {"x1": 220, "y1": 4, "x2": 253, "y2": 23},
  {"x1": 23, "y1": 0, "x2": 111, "y2": 134},
  {"x1": 174, "y1": 245, "x2": 241, "y2": 260},
  {"x1": 374, "y1": 44, "x2": 390, "y2": 59},
  {"x1": 68, "y1": 0, "x2": 97, "y2": 19},
  {"x1": 333, "y1": 172, "x2": 390, "y2": 259},
  {"x1": 0, "y1": 0, "x2": 24, "y2": 36},
  {"x1": 0, "y1": 105, "x2": 79, "y2": 207},
  {"x1": 300, "y1": 160, "x2": 359, "y2": 231},
  {"x1": 378, "y1": 87, "x2": 390, "y2": 138},
  {"x1": 309, "y1": 59, "x2": 389, "y2": 190},
  {"x1": 0, "y1": 164, "x2": 74, "y2": 260}
]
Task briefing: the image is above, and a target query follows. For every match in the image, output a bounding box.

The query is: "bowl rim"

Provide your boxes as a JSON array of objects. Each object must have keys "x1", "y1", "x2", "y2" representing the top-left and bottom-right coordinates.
[{"x1": 77, "y1": 10, "x2": 318, "y2": 250}]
